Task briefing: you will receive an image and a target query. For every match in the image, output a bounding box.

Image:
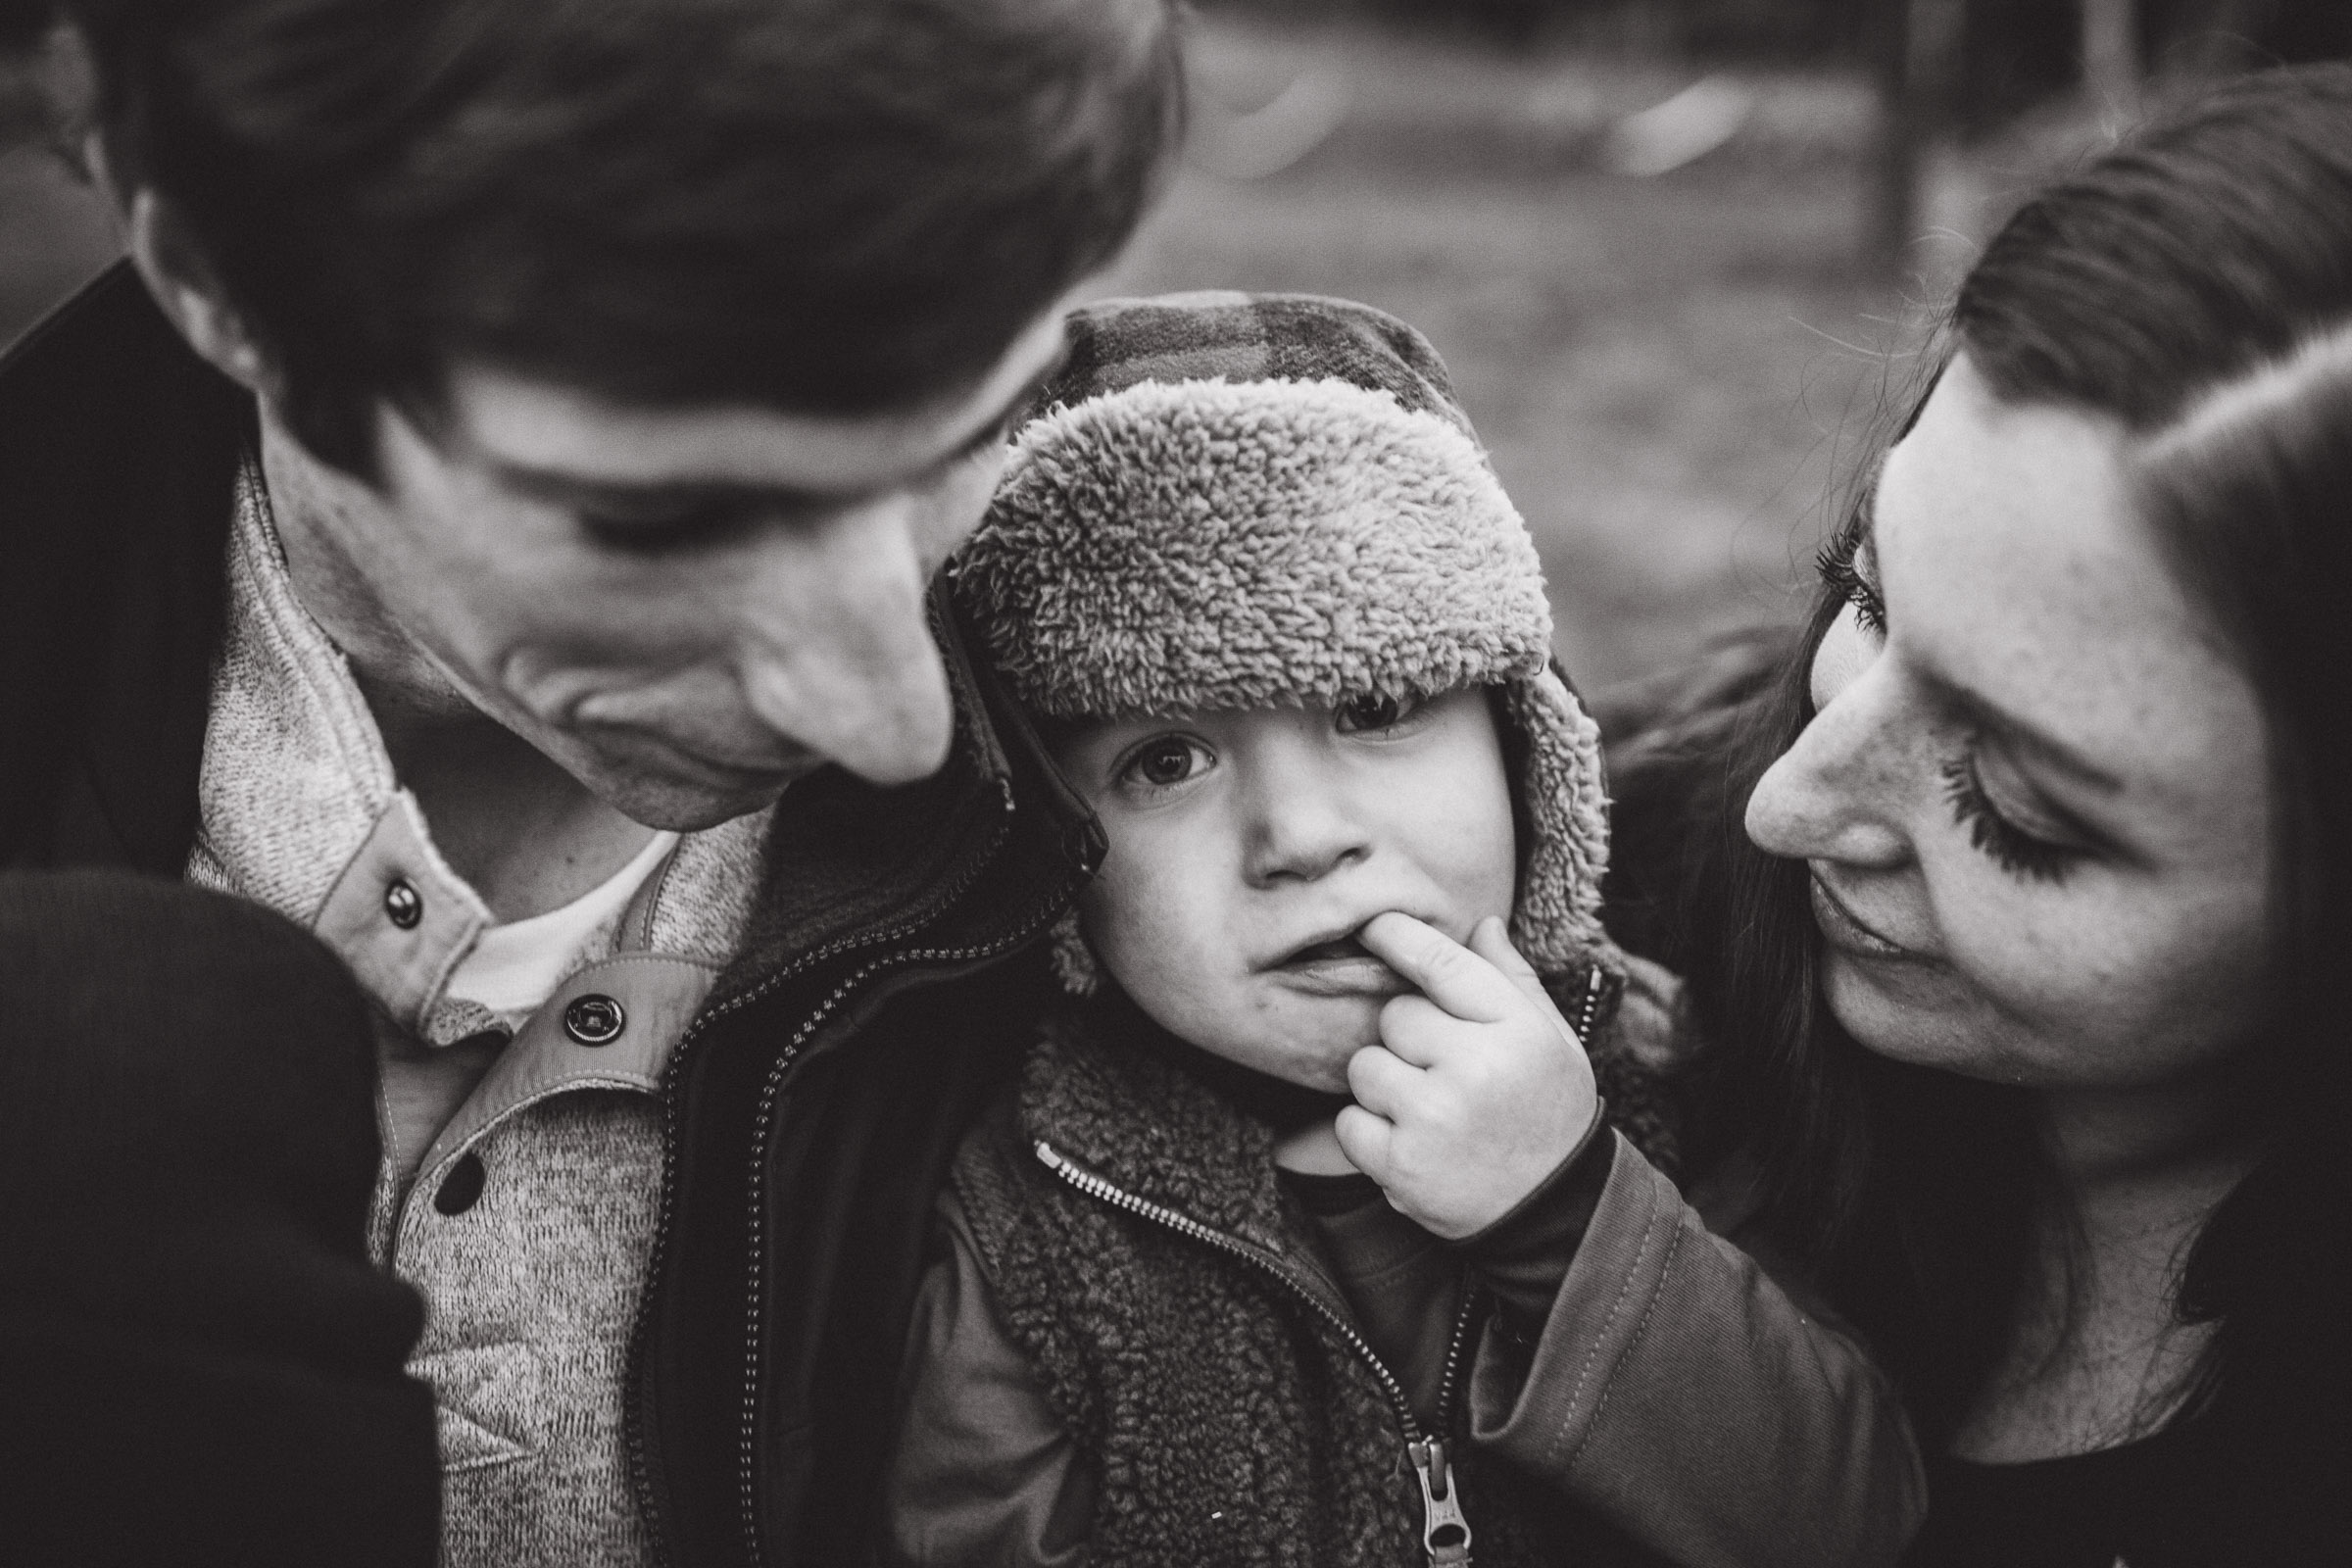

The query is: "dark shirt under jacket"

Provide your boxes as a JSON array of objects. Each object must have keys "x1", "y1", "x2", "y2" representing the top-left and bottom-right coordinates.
[{"x1": 1911, "y1": 1407, "x2": 2352, "y2": 1568}]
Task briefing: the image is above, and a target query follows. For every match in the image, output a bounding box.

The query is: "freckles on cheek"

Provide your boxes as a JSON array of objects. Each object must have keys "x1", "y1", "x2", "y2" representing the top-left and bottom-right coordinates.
[
  {"x1": 1928, "y1": 864, "x2": 2143, "y2": 1037},
  {"x1": 1949, "y1": 921, "x2": 2088, "y2": 1027}
]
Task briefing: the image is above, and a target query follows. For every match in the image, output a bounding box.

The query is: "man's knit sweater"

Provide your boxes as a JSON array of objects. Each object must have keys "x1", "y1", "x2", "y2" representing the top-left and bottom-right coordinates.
[{"x1": 184, "y1": 457, "x2": 769, "y2": 1567}]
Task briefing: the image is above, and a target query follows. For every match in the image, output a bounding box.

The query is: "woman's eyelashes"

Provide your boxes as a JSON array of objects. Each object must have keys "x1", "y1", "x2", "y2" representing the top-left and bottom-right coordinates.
[
  {"x1": 1817, "y1": 520, "x2": 2091, "y2": 887},
  {"x1": 1939, "y1": 750, "x2": 2081, "y2": 884},
  {"x1": 1815, "y1": 529, "x2": 1886, "y2": 635}
]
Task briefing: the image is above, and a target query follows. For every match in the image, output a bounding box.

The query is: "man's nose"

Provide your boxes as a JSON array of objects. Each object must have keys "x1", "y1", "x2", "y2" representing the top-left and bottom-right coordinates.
[
  {"x1": 1240, "y1": 734, "x2": 1372, "y2": 887},
  {"x1": 737, "y1": 502, "x2": 955, "y2": 787},
  {"x1": 1744, "y1": 664, "x2": 1911, "y2": 870}
]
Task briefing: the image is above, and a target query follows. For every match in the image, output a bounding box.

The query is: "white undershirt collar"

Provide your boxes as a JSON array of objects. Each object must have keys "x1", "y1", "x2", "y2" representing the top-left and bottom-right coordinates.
[{"x1": 442, "y1": 830, "x2": 681, "y2": 1018}]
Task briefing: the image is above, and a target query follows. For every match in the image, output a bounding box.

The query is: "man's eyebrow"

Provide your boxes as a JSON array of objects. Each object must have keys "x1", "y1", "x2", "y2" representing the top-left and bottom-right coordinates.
[
  {"x1": 479, "y1": 336, "x2": 1070, "y2": 513},
  {"x1": 1917, "y1": 664, "x2": 2129, "y2": 795}
]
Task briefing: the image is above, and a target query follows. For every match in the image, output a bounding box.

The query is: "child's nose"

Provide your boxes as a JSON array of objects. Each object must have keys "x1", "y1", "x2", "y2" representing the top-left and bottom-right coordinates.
[{"x1": 1239, "y1": 750, "x2": 1370, "y2": 887}]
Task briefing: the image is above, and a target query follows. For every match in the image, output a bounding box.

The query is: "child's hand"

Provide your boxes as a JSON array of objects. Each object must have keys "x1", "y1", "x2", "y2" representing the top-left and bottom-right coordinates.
[{"x1": 1334, "y1": 912, "x2": 1598, "y2": 1240}]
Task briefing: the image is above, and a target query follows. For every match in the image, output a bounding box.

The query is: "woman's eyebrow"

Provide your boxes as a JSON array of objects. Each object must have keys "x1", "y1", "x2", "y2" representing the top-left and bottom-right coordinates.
[{"x1": 1920, "y1": 666, "x2": 2129, "y2": 795}]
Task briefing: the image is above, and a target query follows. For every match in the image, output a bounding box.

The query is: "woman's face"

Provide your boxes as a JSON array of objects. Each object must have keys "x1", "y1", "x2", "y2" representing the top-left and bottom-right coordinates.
[{"x1": 1744, "y1": 354, "x2": 2275, "y2": 1092}]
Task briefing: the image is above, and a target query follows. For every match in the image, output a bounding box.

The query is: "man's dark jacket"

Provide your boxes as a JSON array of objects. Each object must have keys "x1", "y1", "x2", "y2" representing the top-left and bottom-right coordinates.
[{"x1": 0, "y1": 265, "x2": 1102, "y2": 1568}]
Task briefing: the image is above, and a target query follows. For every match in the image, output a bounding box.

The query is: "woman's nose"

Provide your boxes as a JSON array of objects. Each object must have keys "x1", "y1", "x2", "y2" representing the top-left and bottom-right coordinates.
[
  {"x1": 1744, "y1": 668, "x2": 1912, "y2": 870},
  {"x1": 1240, "y1": 741, "x2": 1371, "y2": 888}
]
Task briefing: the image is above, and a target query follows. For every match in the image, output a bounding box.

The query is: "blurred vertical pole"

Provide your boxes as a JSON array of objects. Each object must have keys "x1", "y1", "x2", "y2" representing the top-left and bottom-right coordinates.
[
  {"x1": 2082, "y1": 0, "x2": 2142, "y2": 118},
  {"x1": 1865, "y1": 0, "x2": 1916, "y2": 280},
  {"x1": 1868, "y1": 0, "x2": 1965, "y2": 282}
]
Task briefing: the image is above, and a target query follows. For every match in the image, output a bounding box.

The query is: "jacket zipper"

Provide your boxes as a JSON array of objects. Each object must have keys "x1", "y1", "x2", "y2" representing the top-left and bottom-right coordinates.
[
  {"x1": 622, "y1": 786, "x2": 1081, "y2": 1568},
  {"x1": 1573, "y1": 963, "x2": 1606, "y2": 1045},
  {"x1": 627, "y1": 915, "x2": 1595, "y2": 1564},
  {"x1": 1035, "y1": 1140, "x2": 1481, "y2": 1567},
  {"x1": 729, "y1": 831, "x2": 1078, "y2": 1562}
]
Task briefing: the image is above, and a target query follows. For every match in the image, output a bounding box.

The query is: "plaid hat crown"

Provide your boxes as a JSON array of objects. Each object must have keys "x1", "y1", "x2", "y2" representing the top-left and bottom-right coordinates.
[{"x1": 952, "y1": 291, "x2": 1612, "y2": 981}]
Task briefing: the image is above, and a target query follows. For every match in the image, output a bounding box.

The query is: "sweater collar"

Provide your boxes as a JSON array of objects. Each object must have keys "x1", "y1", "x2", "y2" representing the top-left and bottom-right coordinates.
[{"x1": 188, "y1": 454, "x2": 771, "y2": 1042}]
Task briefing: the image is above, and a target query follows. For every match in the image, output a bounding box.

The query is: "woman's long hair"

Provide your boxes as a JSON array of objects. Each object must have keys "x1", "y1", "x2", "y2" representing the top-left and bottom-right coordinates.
[{"x1": 1627, "y1": 65, "x2": 2352, "y2": 1455}]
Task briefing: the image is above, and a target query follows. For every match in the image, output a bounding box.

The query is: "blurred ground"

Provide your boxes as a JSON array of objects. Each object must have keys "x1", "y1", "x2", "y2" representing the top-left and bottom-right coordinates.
[{"x1": 0, "y1": 14, "x2": 1953, "y2": 689}]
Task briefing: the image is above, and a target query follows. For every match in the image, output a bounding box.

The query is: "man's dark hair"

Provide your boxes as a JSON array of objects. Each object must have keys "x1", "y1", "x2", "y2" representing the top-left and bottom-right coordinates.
[{"x1": 64, "y1": 0, "x2": 1183, "y2": 473}]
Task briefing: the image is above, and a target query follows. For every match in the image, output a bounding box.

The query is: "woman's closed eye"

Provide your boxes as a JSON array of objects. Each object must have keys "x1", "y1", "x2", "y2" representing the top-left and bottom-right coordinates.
[
  {"x1": 1940, "y1": 744, "x2": 2092, "y2": 884},
  {"x1": 1111, "y1": 732, "x2": 1215, "y2": 797}
]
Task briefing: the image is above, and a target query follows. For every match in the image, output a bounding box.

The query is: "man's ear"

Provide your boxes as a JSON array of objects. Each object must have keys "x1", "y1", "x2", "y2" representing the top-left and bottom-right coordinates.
[{"x1": 116, "y1": 181, "x2": 275, "y2": 397}]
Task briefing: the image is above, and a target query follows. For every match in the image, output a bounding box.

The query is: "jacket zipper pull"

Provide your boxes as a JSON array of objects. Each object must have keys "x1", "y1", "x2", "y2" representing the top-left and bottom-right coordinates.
[
  {"x1": 1408, "y1": 1438, "x2": 1473, "y2": 1567},
  {"x1": 1575, "y1": 963, "x2": 1605, "y2": 1042}
]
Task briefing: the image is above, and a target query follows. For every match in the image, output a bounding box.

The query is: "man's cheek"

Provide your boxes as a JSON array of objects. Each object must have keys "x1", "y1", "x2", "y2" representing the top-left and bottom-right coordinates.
[{"x1": 912, "y1": 460, "x2": 1002, "y2": 571}]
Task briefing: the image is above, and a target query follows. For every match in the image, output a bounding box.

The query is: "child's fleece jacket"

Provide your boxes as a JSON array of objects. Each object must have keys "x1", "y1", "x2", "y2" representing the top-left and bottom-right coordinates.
[
  {"x1": 882, "y1": 990, "x2": 1923, "y2": 1568},
  {"x1": 881, "y1": 293, "x2": 1924, "y2": 1566}
]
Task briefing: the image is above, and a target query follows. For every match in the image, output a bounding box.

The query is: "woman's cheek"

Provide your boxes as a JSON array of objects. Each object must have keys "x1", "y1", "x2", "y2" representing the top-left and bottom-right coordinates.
[
  {"x1": 1925, "y1": 858, "x2": 2211, "y2": 1081},
  {"x1": 1914, "y1": 832, "x2": 2086, "y2": 1013},
  {"x1": 2087, "y1": 875, "x2": 2276, "y2": 1078}
]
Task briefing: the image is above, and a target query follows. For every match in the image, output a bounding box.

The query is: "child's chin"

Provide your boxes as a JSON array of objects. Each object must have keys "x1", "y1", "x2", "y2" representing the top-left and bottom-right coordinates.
[
  {"x1": 1265, "y1": 1063, "x2": 1356, "y2": 1098},
  {"x1": 1266, "y1": 1011, "x2": 1385, "y2": 1090}
]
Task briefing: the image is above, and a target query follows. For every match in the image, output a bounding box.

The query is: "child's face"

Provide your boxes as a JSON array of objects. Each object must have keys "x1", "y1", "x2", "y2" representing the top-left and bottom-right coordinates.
[{"x1": 1053, "y1": 689, "x2": 1517, "y2": 1091}]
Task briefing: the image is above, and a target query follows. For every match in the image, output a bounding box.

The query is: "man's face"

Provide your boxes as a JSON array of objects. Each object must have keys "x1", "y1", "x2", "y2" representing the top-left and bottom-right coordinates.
[{"x1": 262, "y1": 307, "x2": 1070, "y2": 831}]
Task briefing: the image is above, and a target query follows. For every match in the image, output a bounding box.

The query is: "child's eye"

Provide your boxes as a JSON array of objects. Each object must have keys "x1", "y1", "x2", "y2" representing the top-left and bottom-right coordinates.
[
  {"x1": 1114, "y1": 734, "x2": 1212, "y2": 794},
  {"x1": 1334, "y1": 692, "x2": 1423, "y2": 734}
]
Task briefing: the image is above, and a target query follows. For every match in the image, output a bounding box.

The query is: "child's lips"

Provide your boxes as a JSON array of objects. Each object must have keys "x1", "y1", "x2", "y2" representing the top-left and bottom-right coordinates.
[
  {"x1": 1266, "y1": 934, "x2": 1412, "y2": 998},
  {"x1": 1290, "y1": 935, "x2": 1372, "y2": 964}
]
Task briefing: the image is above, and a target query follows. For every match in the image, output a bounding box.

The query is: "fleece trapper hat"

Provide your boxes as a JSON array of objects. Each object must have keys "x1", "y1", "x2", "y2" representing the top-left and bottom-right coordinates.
[{"x1": 952, "y1": 290, "x2": 1614, "y2": 991}]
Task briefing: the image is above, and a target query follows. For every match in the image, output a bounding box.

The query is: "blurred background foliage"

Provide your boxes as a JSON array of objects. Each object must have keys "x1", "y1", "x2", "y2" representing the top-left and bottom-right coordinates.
[{"x1": 3, "y1": 2, "x2": 2348, "y2": 687}]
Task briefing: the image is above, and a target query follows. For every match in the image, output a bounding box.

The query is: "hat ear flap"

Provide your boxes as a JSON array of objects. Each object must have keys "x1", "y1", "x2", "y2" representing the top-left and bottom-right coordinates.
[
  {"x1": 1048, "y1": 906, "x2": 1102, "y2": 997},
  {"x1": 1504, "y1": 667, "x2": 1617, "y2": 975}
]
